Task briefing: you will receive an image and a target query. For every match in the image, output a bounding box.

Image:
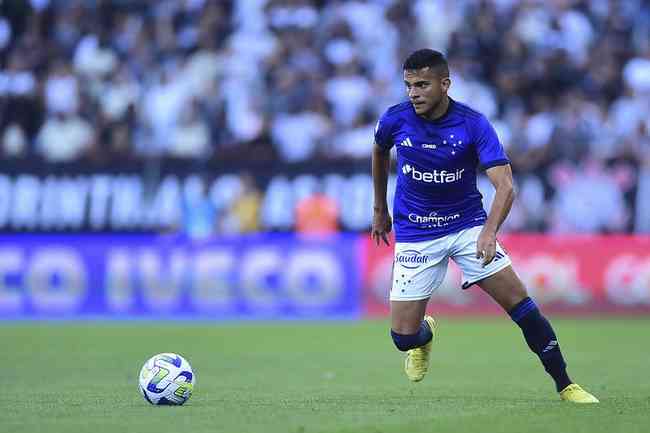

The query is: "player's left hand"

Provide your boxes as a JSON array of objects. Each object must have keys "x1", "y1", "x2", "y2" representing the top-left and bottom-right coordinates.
[
  {"x1": 476, "y1": 228, "x2": 497, "y2": 267},
  {"x1": 372, "y1": 208, "x2": 392, "y2": 246}
]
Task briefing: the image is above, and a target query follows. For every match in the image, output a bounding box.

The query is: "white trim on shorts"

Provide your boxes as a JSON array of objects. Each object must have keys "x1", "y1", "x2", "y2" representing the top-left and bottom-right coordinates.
[{"x1": 460, "y1": 256, "x2": 511, "y2": 289}]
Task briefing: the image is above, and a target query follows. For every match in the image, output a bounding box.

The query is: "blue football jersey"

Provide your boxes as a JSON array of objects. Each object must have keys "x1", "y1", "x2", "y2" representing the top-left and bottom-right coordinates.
[{"x1": 374, "y1": 98, "x2": 510, "y2": 242}]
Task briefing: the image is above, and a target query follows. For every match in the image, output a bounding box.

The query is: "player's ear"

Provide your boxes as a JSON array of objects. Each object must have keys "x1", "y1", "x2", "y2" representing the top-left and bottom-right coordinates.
[{"x1": 441, "y1": 77, "x2": 451, "y2": 92}]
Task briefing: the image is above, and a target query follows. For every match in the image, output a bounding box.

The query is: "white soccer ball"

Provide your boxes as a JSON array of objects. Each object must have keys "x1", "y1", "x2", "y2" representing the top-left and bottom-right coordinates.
[{"x1": 138, "y1": 353, "x2": 195, "y2": 406}]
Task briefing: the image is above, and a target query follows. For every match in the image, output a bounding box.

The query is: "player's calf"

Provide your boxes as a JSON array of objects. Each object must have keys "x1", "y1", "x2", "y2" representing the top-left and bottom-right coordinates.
[{"x1": 508, "y1": 297, "x2": 572, "y2": 392}]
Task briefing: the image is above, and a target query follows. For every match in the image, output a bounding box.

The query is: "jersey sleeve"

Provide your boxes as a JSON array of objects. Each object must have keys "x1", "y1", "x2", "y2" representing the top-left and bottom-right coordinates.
[
  {"x1": 374, "y1": 111, "x2": 395, "y2": 150},
  {"x1": 473, "y1": 115, "x2": 510, "y2": 170}
]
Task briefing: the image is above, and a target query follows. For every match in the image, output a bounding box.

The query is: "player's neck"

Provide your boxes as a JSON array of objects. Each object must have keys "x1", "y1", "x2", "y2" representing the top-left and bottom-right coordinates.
[{"x1": 422, "y1": 96, "x2": 450, "y2": 121}]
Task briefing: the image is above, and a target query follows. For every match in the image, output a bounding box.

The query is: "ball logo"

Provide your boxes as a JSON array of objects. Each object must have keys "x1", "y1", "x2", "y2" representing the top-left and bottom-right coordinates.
[{"x1": 395, "y1": 249, "x2": 430, "y2": 269}]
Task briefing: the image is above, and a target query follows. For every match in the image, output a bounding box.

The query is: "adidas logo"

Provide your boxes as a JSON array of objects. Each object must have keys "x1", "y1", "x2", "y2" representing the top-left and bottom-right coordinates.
[
  {"x1": 542, "y1": 340, "x2": 558, "y2": 353},
  {"x1": 400, "y1": 137, "x2": 413, "y2": 147},
  {"x1": 493, "y1": 251, "x2": 506, "y2": 262}
]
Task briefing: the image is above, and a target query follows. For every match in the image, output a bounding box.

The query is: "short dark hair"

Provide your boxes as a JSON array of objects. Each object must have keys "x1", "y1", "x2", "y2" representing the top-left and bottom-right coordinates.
[{"x1": 403, "y1": 49, "x2": 449, "y2": 77}]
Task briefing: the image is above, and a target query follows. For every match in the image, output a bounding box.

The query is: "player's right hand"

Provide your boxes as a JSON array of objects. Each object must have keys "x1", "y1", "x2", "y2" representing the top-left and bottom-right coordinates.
[{"x1": 372, "y1": 208, "x2": 392, "y2": 246}]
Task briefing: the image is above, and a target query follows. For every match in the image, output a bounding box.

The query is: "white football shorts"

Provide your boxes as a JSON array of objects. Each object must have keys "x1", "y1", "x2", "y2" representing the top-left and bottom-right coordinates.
[{"x1": 390, "y1": 225, "x2": 512, "y2": 301}]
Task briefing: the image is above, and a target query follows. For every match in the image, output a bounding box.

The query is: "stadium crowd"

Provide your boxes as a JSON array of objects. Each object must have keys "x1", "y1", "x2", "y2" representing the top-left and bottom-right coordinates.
[{"x1": 0, "y1": 0, "x2": 649, "y2": 234}]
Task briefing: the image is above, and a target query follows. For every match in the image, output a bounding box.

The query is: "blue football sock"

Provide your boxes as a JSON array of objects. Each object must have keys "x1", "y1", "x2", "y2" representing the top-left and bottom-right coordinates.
[
  {"x1": 509, "y1": 297, "x2": 572, "y2": 392},
  {"x1": 391, "y1": 320, "x2": 433, "y2": 352}
]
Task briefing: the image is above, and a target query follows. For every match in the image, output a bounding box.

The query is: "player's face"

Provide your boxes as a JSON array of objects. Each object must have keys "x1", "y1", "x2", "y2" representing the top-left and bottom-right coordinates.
[{"x1": 403, "y1": 67, "x2": 450, "y2": 117}]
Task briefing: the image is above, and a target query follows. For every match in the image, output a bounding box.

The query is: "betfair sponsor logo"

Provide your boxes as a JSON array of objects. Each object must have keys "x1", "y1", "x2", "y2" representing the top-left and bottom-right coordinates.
[{"x1": 402, "y1": 164, "x2": 465, "y2": 184}]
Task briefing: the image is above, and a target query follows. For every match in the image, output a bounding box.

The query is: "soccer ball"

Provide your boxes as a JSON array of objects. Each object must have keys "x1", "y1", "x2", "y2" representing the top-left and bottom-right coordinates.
[{"x1": 138, "y1": 353, "x2": 195, "y2": 406}]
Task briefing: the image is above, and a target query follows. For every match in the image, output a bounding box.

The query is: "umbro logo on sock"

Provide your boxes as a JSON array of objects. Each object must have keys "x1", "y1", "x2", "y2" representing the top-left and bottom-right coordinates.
[
  {"x1": 543, "y1": 340, "x2": 558, "y2": 353},
  {"x1": 400, "y1": 137, "x2": 413, "y2": 147}
]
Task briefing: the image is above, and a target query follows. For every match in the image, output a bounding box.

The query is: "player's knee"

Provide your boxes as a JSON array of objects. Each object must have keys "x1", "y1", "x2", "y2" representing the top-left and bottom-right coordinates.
[
  {"x1": 499, "y1": 278, "x2": 529, "y2": 311},
  {"x1": 508, "y1": 283, "x2": 529, "y2": 309}
]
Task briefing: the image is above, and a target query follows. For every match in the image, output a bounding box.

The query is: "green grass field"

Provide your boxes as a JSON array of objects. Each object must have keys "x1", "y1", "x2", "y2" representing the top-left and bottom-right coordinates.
[{"x1": 2, "y1": 318, "x2": 649, "y2": 433}]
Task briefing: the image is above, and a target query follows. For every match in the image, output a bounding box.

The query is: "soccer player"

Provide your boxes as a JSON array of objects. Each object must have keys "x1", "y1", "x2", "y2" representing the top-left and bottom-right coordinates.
[{"x1": 371, "y1": 49, "x2": 598, "y2": 403}]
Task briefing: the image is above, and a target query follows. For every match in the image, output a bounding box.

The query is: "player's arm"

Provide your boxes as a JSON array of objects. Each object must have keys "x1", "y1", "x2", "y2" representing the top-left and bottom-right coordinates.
[
  {"x1": 372, "y1": 142, "x2": 392, "y2": 246},
  {"x1": 476, "y1": 164, "x2": 515, "y2": 266}
]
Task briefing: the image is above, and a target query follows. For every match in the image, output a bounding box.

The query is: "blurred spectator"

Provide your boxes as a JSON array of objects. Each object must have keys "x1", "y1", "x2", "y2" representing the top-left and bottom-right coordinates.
[
  {"x1": 36, "y1": 112, "x2": 94, "y2": 162},
  {"x1": 623, "y1": 49, "x2": 650, "y2": 95},
  {"x1": 0, "y1": 0, "x2": 649, "y2": 234},
  {"x1": 330, "y1": 108, "x2": 375, "y2": 159},
  {"x1": 99, "y1": 66, "x2": 140, "y2": 122},
  {"x1": 181, "y1": 175, "x2": 217, "y2": 240},
  {"x1": 270, "y1": 97, "x2": 331, "y2": 162},
  {"x1": 141, "y1": 65, "x2": 189, "y2": 153},
  {"x1": 168, "y1": 100, "x2": 211, "y2": 158},
  {"x1": 549, "y1": 160, "x2": 629, "y2": 233},
  {"x1": 324, "y1": 61, "x2": 372, "y2": 128},
  {"x1": 221, "y1": 174, "x2": 262, "y2": 234},
  {"x1": 2, "y1": 123, "x2": 28, "y2": 157},
  {"x1": 44, "y1": 61, "x2": 80, "y2": 115},
  {"x1": 295, "y1": 192, "x2": 339, "y2": 235}
]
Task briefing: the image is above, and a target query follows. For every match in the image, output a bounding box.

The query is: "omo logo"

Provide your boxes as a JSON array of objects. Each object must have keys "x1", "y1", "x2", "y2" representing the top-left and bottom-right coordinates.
[
  {"x1": 395, "y1": 249, "x2": 430, "y2": 270},
  {"x1": 401, "y1": 164, "x2": 465, "y2": 184}
]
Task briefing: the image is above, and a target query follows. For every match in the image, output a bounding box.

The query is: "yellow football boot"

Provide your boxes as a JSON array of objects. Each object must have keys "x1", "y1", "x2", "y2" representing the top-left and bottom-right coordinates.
[
  {"x1": 404, "y1": 316, "x2": 436, "y2": 382},
  {"x1": 559, "y1": 384, "x2": 599, "y2": 403}
]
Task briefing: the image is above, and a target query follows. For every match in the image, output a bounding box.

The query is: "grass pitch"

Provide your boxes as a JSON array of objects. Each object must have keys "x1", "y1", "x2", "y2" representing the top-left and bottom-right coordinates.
[{"x1": 1, "y1": 318, "x2": 649, "y2": 433}]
